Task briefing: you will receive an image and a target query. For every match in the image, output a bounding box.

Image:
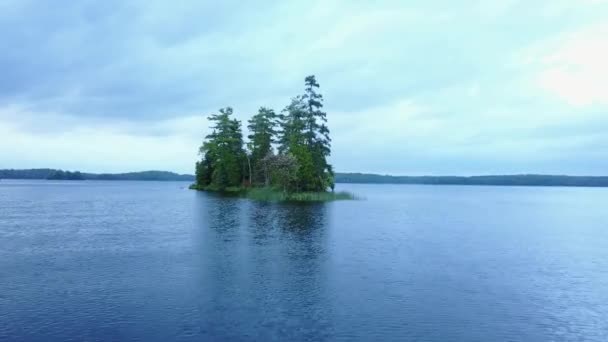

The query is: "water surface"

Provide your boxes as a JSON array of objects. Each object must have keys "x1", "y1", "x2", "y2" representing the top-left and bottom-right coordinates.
[{"x1": 1, "y1": 181, "x2": 607, "y2": 341}]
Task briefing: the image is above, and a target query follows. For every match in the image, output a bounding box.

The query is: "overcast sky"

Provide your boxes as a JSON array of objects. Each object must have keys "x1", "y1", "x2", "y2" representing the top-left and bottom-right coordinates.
[{"x1": 1, "y1": 0, "x2": 607, "y2": 175}]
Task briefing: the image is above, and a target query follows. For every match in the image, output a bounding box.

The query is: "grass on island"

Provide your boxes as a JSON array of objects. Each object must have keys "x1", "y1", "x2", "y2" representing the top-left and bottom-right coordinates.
[
  {"x1": 246, "y1": 187, "x2": 355, "y2": 202},
  {"x1": 189, "y1": 184, "x2": 356, "y2": 202},
  {"x1": 189, "y1": 184, "x2": 244, "y2": 193}
]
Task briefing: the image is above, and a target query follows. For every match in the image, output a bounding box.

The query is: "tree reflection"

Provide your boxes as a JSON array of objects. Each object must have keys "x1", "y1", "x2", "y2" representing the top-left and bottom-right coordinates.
[{"x1": 192, "y1": 195, "x2": 333, "y2": 340}]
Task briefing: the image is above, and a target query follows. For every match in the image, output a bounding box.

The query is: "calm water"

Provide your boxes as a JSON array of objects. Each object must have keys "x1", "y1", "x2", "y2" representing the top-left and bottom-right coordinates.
[{"x1": 1, "y1": 180, "x2": 607, "y2": 341}]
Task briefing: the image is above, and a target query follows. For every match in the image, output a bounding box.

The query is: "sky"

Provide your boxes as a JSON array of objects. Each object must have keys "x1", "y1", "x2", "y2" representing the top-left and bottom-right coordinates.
[{"x1": 1, "y1": 0, "x2": 607, "y2": 175}]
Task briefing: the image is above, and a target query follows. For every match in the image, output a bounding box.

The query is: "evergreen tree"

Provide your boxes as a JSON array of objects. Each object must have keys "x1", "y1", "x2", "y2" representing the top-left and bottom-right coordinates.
[
  {"x1": 278, "y1": 76, "x2": 334, "y2": 191},
  {"x1": 278, "y1": 97, "x2": 316, "y2": 191},
  {"x1": 194, "y1": 75, "x2": 334, "y2": 194},
  {"x1": 196, "y1": 107, "x2": 246, "y2": 190},
  {"x1": 303, "y1": 75, "x2": 333, "y2": 191},
  {"x1": 195, "y1": 153, "x2": 213, "y2": 186},
  {"x1": 247, "y1": 107, "x2": 277, "y2": 185},
  {"x1": 277, "y1": 96, "x2": 306, "y2": 154}
]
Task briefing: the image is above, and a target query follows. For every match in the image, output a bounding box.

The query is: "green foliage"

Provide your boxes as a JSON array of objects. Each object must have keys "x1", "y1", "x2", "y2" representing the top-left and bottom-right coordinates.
[
  {"x1": 189, "y1": 183, "x2": 244, "y2": 193},
  {"x1": 90, "y1": 171, "x2": 193, "y2": 181},
  {"x1": 196, "y1": 107, "x2": 246, "y2": 190},
  {"x1": 278, "y1": 76, "x2": 334, "y2": 192},
  {"x1": 0, "y1": 169, "x2": 195, "y2": 181},
  {"x1": 242, "y1": 187, "x2": 355, "y2": 202},
  {"x1": 193, "y1": 75, "x2": 337, "y2": 198},
  {"x1": 247, "y1": 107, "x2": 277, "y2": 185},
  {"x1": 188, "y1": 185, "x2": 354, "y2": 202},
  {"x1": 284, "y1": 191, "x2": 355, "y2": 202},
  {"x1": 262, "y1": 153, "x2": 299, "y2": 193},
  {"x1": 247, "y1": 108, "x2": 277, "y2": 163},
  {"x1": 195, "y1": 158, "x2": 212, "y2": 186}
]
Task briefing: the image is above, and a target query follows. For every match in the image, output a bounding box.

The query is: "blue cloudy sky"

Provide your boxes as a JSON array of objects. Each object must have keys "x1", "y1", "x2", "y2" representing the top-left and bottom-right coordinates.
[{"x1": 1, "y1": 0, "x2": 607, "y2": 175}]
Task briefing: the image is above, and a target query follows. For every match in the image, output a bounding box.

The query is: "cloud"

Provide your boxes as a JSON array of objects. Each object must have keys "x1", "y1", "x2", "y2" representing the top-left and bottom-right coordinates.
[
  {"x1": 536, "y1": 23, "x2": 608, "y2": 106},
  {"x1": 1, "y1": 0, "x2": 607, "y2": 175}
]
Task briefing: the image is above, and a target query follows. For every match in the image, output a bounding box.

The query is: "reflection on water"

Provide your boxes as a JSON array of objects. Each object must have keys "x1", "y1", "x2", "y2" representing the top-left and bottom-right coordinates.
[{"x1": 193, "y1": 195, "x2": 332, "y2": 340}]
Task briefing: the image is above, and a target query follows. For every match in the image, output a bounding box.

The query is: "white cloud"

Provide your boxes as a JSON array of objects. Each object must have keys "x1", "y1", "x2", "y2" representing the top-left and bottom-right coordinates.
[
  {"x1": 1, "y1": 0, "x2": 608, "y2": 175},
  {"x1": 536, "y1": 23, "x2": 608, "y2": 106}
]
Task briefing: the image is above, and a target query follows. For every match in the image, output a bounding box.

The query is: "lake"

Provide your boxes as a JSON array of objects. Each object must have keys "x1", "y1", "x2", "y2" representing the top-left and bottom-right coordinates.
[{"x1": 1, "y1": 180, "x2": 607, "y2": 341}]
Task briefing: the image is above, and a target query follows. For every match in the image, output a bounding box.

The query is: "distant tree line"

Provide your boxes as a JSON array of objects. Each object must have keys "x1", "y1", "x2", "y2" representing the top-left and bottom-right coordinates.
[
  {"x1": 0, "y1": 169, "x2": 195, "y2": 181},
  {"x1": 3, "y1": 171, "x2": 608, "y2": 188},
  {"x1": 334, "y1": 173, "x2": 608, "y2": 187},
  {"x1": 46, "y1": 170, "x2": 85, "y2": 180},
  {"x1": 195, "y1": 75, "x2": 334, "y2": 193},
  {"x1": 0, "y1": 169, "x2": 57, "y2": 179},
  {"x1": 91, "y1": 171, "x2": 194, "y2": 181}
]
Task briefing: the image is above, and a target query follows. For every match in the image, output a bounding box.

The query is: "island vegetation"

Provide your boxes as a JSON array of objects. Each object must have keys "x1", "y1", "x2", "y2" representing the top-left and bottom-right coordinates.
[{"x1": 191, "y1": 75, "x2": 354, "y2": 202}]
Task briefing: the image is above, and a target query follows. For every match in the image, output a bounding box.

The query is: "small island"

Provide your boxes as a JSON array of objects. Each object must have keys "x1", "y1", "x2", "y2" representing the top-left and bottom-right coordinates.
[{"x1": 191, "y1": 75, "x2": 354, "y2": 202}]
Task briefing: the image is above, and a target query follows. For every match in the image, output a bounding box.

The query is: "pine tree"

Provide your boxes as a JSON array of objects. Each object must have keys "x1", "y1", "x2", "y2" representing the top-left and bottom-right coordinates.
[
  {"x1": 278, "y1": 76, "x2": 334, "y2": 191},
  {"x1": 196, "y1": 107, "x2": 245, "y2": 190},
  {"x1": 303, "y1": 75, "x2": 333, "y2": 191},
  {"x1": 195, "y1": 75, "x2": 334, "y2": 194},
  {"x1": 247, "y1": 107, "x2": 277, "y2": 185},
  {"x1": 278, "y1": 96, "x2": 315, "y2": 191}
]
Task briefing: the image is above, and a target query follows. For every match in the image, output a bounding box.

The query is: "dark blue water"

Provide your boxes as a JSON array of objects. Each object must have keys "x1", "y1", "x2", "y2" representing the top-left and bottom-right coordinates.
[{"x1": 1, "y1": 180, "x2": 607, "y2": 341}]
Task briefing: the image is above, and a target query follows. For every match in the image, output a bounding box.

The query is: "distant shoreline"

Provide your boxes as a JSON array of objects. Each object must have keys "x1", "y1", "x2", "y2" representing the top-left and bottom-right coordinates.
[
  {"x1": 2, "y1": 169, "x2": 608, "y2": 187},
  {"x1": 0, "y1": 169, "x2": 194, "y2": 182},
  {"x1": 334, "y1": 173, "x2": 608, "y2": 187}
]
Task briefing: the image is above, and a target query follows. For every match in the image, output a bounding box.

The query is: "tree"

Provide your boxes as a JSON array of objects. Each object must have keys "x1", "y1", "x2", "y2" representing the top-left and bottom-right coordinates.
[
  {"x1": 247, "y1": 107, "x2": 277, "y2": 185},
  {"x1": 194, "y1": 75, "x2": 335, "y2": 194},
  {"x1": 262, "y1": 153, "x2": 299, "y2": 193},
  {"x1": 196, "y1": 107, "x2": 246, "y2": 190},
  {"x1": 277, "y1": 96, "x2": 306, "y2": 154},
  {"x1": 303, "y1": 75, "x2": 333, "y2": 191},
  {"x1": 277, "y1": 96, "x2": 316, "y2": 191},
  {"x1": 195, "y1": 155, "x2": 212, "y2": 186},
  {"x1": 278, "y1": 75, "x2": 334, "y2": 192}
]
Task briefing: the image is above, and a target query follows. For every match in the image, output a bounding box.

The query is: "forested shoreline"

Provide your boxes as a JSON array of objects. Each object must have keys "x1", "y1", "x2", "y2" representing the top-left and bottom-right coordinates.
[
  {"x1": 3, "y1": 170, "x2": 608, "y2": 188},
  {"x1": 0, "y1": 169, "x2": 194, "y2": 181},
  {"x1": 334, "y1": 173, "x2": 608, "y2": 187},
  {"x1": 192, "y1": 75, "x2": 352, "y2": 201}
]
